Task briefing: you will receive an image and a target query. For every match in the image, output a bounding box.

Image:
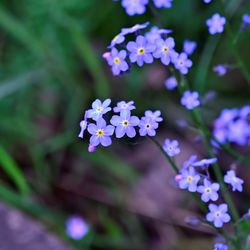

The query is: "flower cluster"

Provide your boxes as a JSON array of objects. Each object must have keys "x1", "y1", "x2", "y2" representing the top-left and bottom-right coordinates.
[
  {"x1": 213, "y1": 105, "x2": 250, "y2": 146},
  {"x1": 174, "y1": 151, "x2": 244, "y2": 228},
  {"x1": 103, "y1": 23, "x2": 193, "y2": 76},
  {"x1": 114, "y1": 0, "x2": 173, "y2": 16},
  {"x1": 79, "y1": 99, "x2": 163, "y2": 150}
]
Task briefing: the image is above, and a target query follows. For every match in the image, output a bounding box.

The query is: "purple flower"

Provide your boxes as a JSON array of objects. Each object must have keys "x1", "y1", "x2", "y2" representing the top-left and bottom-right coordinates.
[
  {"x1": 206, "y1": 14, "x2": 226, "y2": 35},
  {"x1": 107, "y1": 48, "x2": 129, "y2": 76},
  {"x1": 165, "y1": 76, "x2": 177, "y2": 90},
  {"x1": 153, "y1": 37, "x2": 175, "y2": 65},
  {"x1": 121, "y1": 22, "x2": 149, "y2": 35},
  {"x1": 144, "y1": 110, "x2": 163, "y2": 122},
  {"x1": 145, "y1": 26, "x2": 172, "y2": 43},
  {"x1": 153, "y1": 0, "x2": 173, "y2": 8},
  {"x1": 66, "y1": 216, "x2": 89, "y2": 240},
  {"x1": 163, "y1": 139, "x2": 180, "y2": 157},
  {"x1": 214, "y1": 243, "x2": 228, "y2": 250},
  {"x1": 139, "y1": 117, "x2": 158, "y2": 136},
  {"x1": 197, "y1": 179, "x2": 220, "y2": 202},
  {"x1": 240, "y1": 105, "x2": 250, "y2": 119},
  {"x1": 127, "y1": 35, "x2": 156, "y2": 67},
  {"x1": 183, "y1": 40, "x2": 197, "y2": 55},
  {"x1": 213, "y1": 64, "x2": 228, "y2": 76},
  {"x1": 227, "y1": 119, "x2": 250, "y2": 145},
  {"x1": 87, "y1": 99, "x2": 111, "y2": 121},
  {"x1": 203, "y1": 0, "x2": 212, "y2": 3},
  {"x1": 206, "y1": 203, "x2": 231, "y2": 228},
  {"x1": 110, "y1": 110, "x2": 140, "y2": 138},
  {"x1": 78, "y1": 111, "x2": 88, "y2": 139},
  {"x1": 242, "y1": 14, "x2": 250, "y2": 26},
  {"x1": 113, "y1": 101, "x2": 136, "y2": 113},
  {"x1": 182, "y1": 155, "x2": 198, "y2": 170},
  {"x1": 181, "y1": 91, "x2": 200, "y2": 110},
  {"x1": 87, "y1": 118, "x2": 114, "y2": 147},
  {"x1": 224, "y1": 170, "x2": 244, "y2": 192},
  {"x1": 192, "y1": 158, "x2": 217, "y2": 168},
  {"x1": 108, "y1": 32, "x2": 126, "y2": 48},
  {"x1": 172, "y1": 52, "x2": 192, "y2": 74},
  {"x1": 178, "y1": 167, "x2": 200, "y2": 192},
  {"x1": 121, "y1": 0, "x2": 148, "y2": 16}
]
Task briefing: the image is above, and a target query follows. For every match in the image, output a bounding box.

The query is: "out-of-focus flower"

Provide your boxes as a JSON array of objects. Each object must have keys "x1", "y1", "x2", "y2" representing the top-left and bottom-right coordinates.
[
  {"x1": 163, "y1": 139, "x2": 180, "y2": 157},
  {"x1": 145, "y1": 26, "x2": 172, "y2": 43},
  {"x1": 127, "y1": 35, "x2": 156, "y2": 67},
  {"x1": 181, "y1": 91, "x2": 200, "y2": 110},
  {"x1": 192, "y1": 158, "x2": 217, "y2": 168},
  {"x1": 206, "y1": 204, "x2": 231, "y2": 228},
  {"x1": 214, "y1": 243, "x2": 228, "y2": 250},
  {"x1": 224, "y1": 170, "x2": 244, "y2": 192},
  {"x1": 66, "y1": 216, "x2": 89, "y2": 240},
  {"x1": 172, "y1": 52, "x2": 192, "y2": 74},
  {"x1": 113, "y1": 101, "x2": 136, "y2": 113},
  {"x1": 197, "y1": 179, "x2": 220, "y2": 202},
  {"x1": 107, "y1": 48, "x2": 129, "y2": 76},
  {"x1": 121, "y1": 22, "x2": 149, "y2": 35},
  {"x1": 206, "y1": 14, "x2": 226, "y2": 34},
  {"x1": 213, "y1": 64, "x2": 228, "y2": 76},
  {"x1": 88, "y1": 144, "x2": 96, "y2": 153},
  {"x1": 178, "y1": 167, "x2": 200, "y2": 192},
  {"x1": 153, "y1": 0, "x2": 173, "y2": 9},
  {"x1": 183, "y1": 40, "x2": 197, "y2": 55},
  {"x1": 203, "y1": 0, "x2": 213, "y2": 3},
  {"x1": 110, "y1": 110, "x2": 140, "y2": 138},
  {"x1": 165, "y1": 76, "x2": 177, "y2": 90},
  {"x1": 242, "y1": 14, "x2": 250, "y2": 29},
  {"x1": 121, "y1": 0, "x2": 148, "y2": 16},
  {"x1": 144, "y1": 110, "x2": 163, "y2": 122}
]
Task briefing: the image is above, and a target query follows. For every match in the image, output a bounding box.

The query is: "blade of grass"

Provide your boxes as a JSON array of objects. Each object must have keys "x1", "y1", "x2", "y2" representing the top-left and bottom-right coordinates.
[{"x1": 0, "y1": 145, "x2": 30, "y2": 195}]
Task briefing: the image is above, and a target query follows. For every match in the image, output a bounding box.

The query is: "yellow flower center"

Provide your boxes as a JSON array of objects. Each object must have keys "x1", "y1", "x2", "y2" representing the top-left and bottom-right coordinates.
[
  {"x1": 96, "y1": 129, "x2": 104, "y2": 137},
  {"x1": 138, "y1": 48, "x2": 145, "y2": 55},
  {"x1": 187, "y1": 176, "x2": 193, "y2": 183},
  {"x1": 114, "y1": 57, "x2": 120, "y2": 65},
  {"x1": 163, "y1": 47, "x2": 169, "y2": 53},
  {"x1": 113, "y1": 35, "x2": 118, "y2": 41},
  {"x1": 97, "y1": 107, "x2": 103, "y2": 112},
  {"x1": 122, "y1": 120, "x2": 129, "y2": 126}
]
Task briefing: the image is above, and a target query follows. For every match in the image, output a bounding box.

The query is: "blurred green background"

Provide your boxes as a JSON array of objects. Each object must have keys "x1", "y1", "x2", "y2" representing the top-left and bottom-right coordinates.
[{"x1": 0, "y1": 0, "x2": 250, "y2": 249}]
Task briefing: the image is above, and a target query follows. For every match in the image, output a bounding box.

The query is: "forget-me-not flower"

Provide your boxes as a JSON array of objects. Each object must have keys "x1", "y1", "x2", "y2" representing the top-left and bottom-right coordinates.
[{"x1": 224, "y1": 170, "x2": 244, "y2": 192}]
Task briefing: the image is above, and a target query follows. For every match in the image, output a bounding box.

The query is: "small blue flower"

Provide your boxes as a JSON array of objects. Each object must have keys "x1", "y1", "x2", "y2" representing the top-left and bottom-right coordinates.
[
  {"x1": 165, "y1": 76, "x2": 177, "y2": 90},
  {"x1": 139, "y1": 117, "x2": 159, "y2": 136},
  {"x1": 87, "y1": 99, "x2": 111, "y2": 121},
  {"x1": 181, "y1": 91, "x2": 200, "y2": 110},
  {"x1": 183, "y1": 40, "x2": 197, "y2": 55},
  {"x1": 242, "y1": 14, "x2": 250, "y2": 28},
  {"x1": 110, "y1": 110, "x2": 140, "y2": 138},
  {"x1": 145, "y1": 26, "x2": 172, "y2": 43},
  {"x1": 144, "y1": 110, "x2": 163, "y2": 122},
  {"x1": 153, "y1": 37, "x2": 176, "y2": 66},
  {"x1": 224, "y1": 170, "x2": 244, "y2": 192},
  {"x1": 163, "y1": 139, "x2": 180, "y2": 157},
  {"x1": 214, "y1": 243, "x2": 228, "y2": 250},
  {"x1": 182, "y1": 155, "x2": 198, "y2": 170},
  {"x1": 127, "y1": 35, "x2": 156, "y2": 67},
  {"x1": 178, "y1": 167, "x2": 200, "y2": 192},
  {"x1": 206, "y1": 14, "x2": 226, "y2": 35},
  {"x1": 108, "y1": 31, "x2": 126, "y2": 48},
  {"x1": 213, "y1": 64, "x2": 228, "y2": 76},
  {"x1": 206, "y1": 203, "x2": 231, "y2": 228},
  {"x1": 153, "y1": 0, "x2": 173, "y2": 8},
  {"x1": 197, "y1": 179, "x2": 220, "y2": 202},
  {"x1": 113, "y1": 101, "x2": 136, "y2": 113},
  {"x1": 66, "y1": 216, "x2": 89, "y2": 240},
  {"x1": 203, "y1": 0, "x2": 213, "y2": 3},
  {"x1": 172, "y1": 52, "x2": 192, "y2": 75},
  {"x1": 87, "y1": 118, "x2": 115, "y2": 147},
  {"x1": 121, "y1": 0, "x2": 148, "y2": 16},
  {"x1": 107, "y1": 48, "x2": 129, "y2": 76}
]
